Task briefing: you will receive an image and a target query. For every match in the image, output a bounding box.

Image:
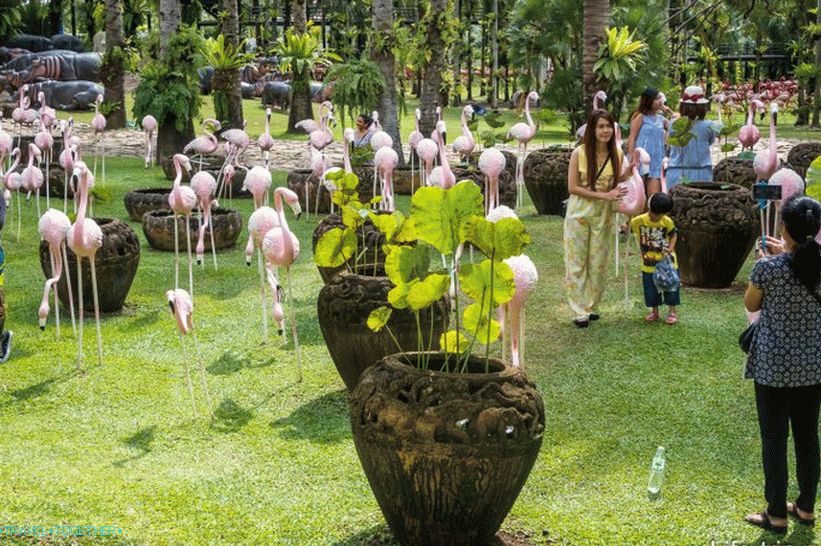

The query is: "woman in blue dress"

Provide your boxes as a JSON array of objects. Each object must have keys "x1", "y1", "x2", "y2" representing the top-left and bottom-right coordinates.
[
  {"x1": 666, "y1": 85, "x2": 719, "y2": 189},
  {"x1": 628, "y1": 87, "x2": 668, "y2": 197}
]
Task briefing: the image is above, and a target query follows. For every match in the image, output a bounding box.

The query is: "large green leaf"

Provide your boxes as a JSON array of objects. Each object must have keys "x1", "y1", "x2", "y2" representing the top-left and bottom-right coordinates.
[
  {"x1": 313, "y1": 227, "x2": 356, "y2": 267},
  {"x1": 406, "y1": 274, "x2": 450, "y2": 311},
  {"x1": 460, "y1": 216, "x2": 530, "y2": 261},
  {"x1": 368, "y1": 212, "x2": 398, "y2": 241},
  {"x1": 410, "y1": 182, "x2": 484, "y2": 255},
  {"x1": 458, "y1": 259, "x2": 516, "y2": 308},
  {"x1": 720, "y1": 143, "x2": 737, "y2": 153},
  {"x1": 367, "y1": 306, "x2": 392, "y2": 332},
  {"x1": 384, "y1": 244, "x2": 431, "y2": 285},
  {"x1": 440, "y1": 330, "x2": 469, "y2": 354},
  {"x1": 806, "y1": 155, "x2": 821, "y2": 198},
  {"x1": 462, "y1": 303, "x2": 501, "y2": 345}
]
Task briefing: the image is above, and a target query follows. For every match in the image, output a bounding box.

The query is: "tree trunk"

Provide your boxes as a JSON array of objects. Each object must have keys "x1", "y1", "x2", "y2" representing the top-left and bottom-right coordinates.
[
  {"x1": 287, "y1": 0, "x2": 313, "y2": 132},
  {"x1": 582, "y1": 0, "x2": 609, "y2": 115},
  {"x1": 490, "y1": 0, "x2": 498, "y2": 108},
  {"x1": 49, "y1": 0, "x2": 63, "y2": 35},
  {"x1": 103, "y1": 0, "x2": 126, "y2": 129},
  {"x1": 371, "y1": 0, "x2": 405, "y2": 164},
  {"x1": 813, "y1": 0, "x2": 821, "y2": 127},
  {"x1": 466, "y1": 0, "x2": 473, "y2": 101},
  {"x1": 419, "y1": 0, "x2": 449, "y2": 137},
  {"x1": 159, "y1": 0, "x2": 181, "y2": 58},
  {"x1": 222, "y1": 0, "x2": 244, "y2": 130},
  {"x1": 479, "y1": 15, "x2": 486, "y2": 98},
  {"x1": 451, "y1": 0, "x2": 462, "y2": 106}
]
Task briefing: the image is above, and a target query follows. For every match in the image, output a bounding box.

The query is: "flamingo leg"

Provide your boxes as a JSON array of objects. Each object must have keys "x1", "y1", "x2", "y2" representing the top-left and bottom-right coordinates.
[
  {"x1": 101, "y1": 140, "x2": 106, "y2": 187},
  {"x1": 63, "y1": 166, "x2": 68, "y2": 213},
  {"x1": 89, "y1": 257, "x2": 103, "y2": 366},
  {"x1": 208, "y1": 210, "x2": 217, "y2": 270},
  {"x1": 76, "y1": 257, "x2": 83, "y2": 370},
  {"x1": 192, "y1": 330, "x2": 214, "y2": 419},
  {"x1": 16, "y1": 190, "x2": 21, "y2": 242},
  {"x1": 178, "y1": 332, "x2": 197, "y2": 417},
  {"x1": 50, "y1": 249, "x2": 60, "y2": 339},
  {"x1": 173, "y1": 213, "x2": 180, "y2": 290},
  {"x1": 185, "y1": 215, "x2": 194, "y2": 297},
  {"x1": 257, "y1": 249, "x2": 269, "y2": 343},
  {"x1": 62, "y1": 242, "x2": 76, "y2": 336},
  {"x1": 45, "y1": 151, "x2": 50, "y2": 209},
  {"x1": 286, "y1": 267, "x2": 302, "y2": 382},
  {"x1": 315, "y1": 176, "x2": 322, "y2": 216}
]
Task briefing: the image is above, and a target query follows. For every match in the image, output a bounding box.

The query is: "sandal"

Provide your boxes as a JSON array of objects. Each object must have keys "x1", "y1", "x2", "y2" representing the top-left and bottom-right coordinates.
[
  {"x1": 665, "y1": 313, "x2": 678, "y2": 325},
  {"x1": 644, "y1": 311, "x2": 659, "y2": 322},
  {"x1": 788, "y1": 502, "x2": 816, "y2": 526},
  {"x1": 572, "y1": 319, "x2": 589, "y2": 328},
  {"x1": 744, "y1": 511, "x2": 788, "y2": 534}
]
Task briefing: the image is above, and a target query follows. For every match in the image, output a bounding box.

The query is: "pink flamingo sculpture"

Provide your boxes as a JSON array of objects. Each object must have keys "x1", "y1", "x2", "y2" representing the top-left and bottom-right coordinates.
[
  {"x1": 184, "y1": 118, "x2": 220, "y2": 172},
  {"x1": 12, "y1": 86, "x2": 38, "y2": 148},
  {"x1": 408, "y1": 108, "x2": 424, "y2": 193},
  {"x1": 295, "y1": 100, "x2": 334, "y2": 135},
  {"x1": 38, "y1": 208, "x2": 76, "y2": 337},
  {"x1": 416, "y1": 136, "x2": 438, "y2": 187},
  {"x1": 754, "y1": 103, "x2": 779, "y2": 181},
  {"x1": 770, "y1": 167, "x2": 804, "y2": 237},
  {"x1": 428, "y1": 121, "x2": 455, "y2": 190},
  {"x1": 431, "y1": 106, "x2": 445, "y2": 144},
  {"x1": 222, "y1": 163, "x2": 236, "y2": 202},
  {"x1": 478, "y1": 147, "x2": 506, "y2": 214},
  {"x1": 34, "y1": 117, "x2": 54, "y2": 208},
  {"x1": 258, "y1": 108, "x2": 275, "y2": 169},
  {"x1": 370, "y1": 111, "x2": 393, "y2": 151},
  {"x1": 191, "y1": 170, "x2": 219, "y2": 269},
  {"x1": 67, "y1": 162, "x2": 103, "y2": 368},
  {"x1": 452, "y1": 104, "x2": 476, "y2": 163},
  {"x1": 508, "y1": 91, "x2": 539, "y2": 209},
  {"x1": 166, "y1": 288, "x2": 213, "y2": 418},
  {"x1": 242, "y1": 165, "x2": 272, "y2": 210},
  {"x1": 308, "y1": 146, "x2": 330, "y2": 214},
  {"x1": 262, "y1": 187, "x2": 303, "y2": 380},
  {"x1": 501, "y1": 253, "x2": 538, "y2": 368},
  {"x1": 739, "y1": 99, "x2": 764, "y2": 150},
  {"x1": 0, "y1": 114, "x2": 11, "y2": 161},
  {"x1": 58, "y1": 118, "x2": 78, "y2": 212},
  {"x1": 246, "y1": 206, "x2": 280, "y2": 342},
  {"x1": 218, "y1": 122, "x2": 250, "y2": 198},
  {"x1": 576, "y1": 90, "x2": 608, "y2": 141},
  {"x1": 660, "y1": 157, "x2": 669, "y2": 194},
  {"x1": 37, "y1": 91, "x2": 56, "y2": 128},
  {"x1": 375, "y1": 146, "x2": 398, "y2": 212},
  {"x1": 22, "y1": 142, "x2": 44, "y2": 217},
  {"x1": 168, "y1": 153, "x2": 196, "y2": 296},
  {"x1": 142, "y1": 115, "x2": 157, "y2": 168},
  {"x1": 3, "y1": 148, "x2": 22, "y2": 240},
  {"x1": 90, "y1": 94, "x2": 107, "y2": 186},
  {"x1": 615, "y1": 148, "x2": 649, "y2": 292}
]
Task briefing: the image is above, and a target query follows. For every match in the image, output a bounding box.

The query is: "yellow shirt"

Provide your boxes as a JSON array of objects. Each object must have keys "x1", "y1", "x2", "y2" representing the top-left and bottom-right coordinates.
[
  {"x1": 577, "y1": 146, "x2": 622, "y2": 192},
  {"x1": 630, "y1": 213, "x2": 678, "y2": 273}
]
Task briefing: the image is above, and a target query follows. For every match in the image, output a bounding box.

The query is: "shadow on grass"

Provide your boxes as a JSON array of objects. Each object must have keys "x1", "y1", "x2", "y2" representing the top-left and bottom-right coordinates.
[
  {"x1": 270, "y1": 389, "x2": 350, "y2": 444},
  {"x1": 210, "y1": 397, "x2": 253, "y2": 433},
  {"x1": 208, "y1": 350, "x2": 251, "y2": 376},
  {"x1": 10, "y1": 378, "x2": 57, "y2": 401},
  {"x1": 742, "y1": 526, "x2": 817, "y2": 545},
  {"x1": 113, "y1": 425, "x2": 157, "y2": 467},
  {"x1": 331, "y1": 524, "x2": 398, "y2": 546},
  {"x1": 117, "y1": 309, "x2": 161, "y2": 332}
]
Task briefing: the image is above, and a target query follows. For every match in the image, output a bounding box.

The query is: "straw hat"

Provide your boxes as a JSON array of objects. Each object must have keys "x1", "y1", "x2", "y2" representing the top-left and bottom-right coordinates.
[{"x1": 680, "y1": 85, "x2": 709, "y2": 104}]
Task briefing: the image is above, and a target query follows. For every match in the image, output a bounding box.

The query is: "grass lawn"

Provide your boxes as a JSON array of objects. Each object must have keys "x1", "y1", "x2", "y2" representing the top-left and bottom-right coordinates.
[{"x1": 0, "y1": 157, "x2": 815, "y2": 546}]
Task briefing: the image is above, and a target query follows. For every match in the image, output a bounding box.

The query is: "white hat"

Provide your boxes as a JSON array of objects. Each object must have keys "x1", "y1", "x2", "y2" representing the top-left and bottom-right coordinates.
[{"x1": 680, "y1": 85, "x2": 709, "y2": 105}]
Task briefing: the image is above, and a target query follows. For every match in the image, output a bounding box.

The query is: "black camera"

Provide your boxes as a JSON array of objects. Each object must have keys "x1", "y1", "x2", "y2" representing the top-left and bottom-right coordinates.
[{"x1": 752, "y1": 184, "x2": 782, "y2": 201}]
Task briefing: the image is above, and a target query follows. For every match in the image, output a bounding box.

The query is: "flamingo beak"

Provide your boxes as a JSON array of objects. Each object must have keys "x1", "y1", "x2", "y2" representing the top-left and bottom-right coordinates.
[
  {"x1": 39, "y1": 318, "x2": 46, "y2": 330},
  {"x1": 168, "y1": 301, "x2": 175, "y2": 314}
]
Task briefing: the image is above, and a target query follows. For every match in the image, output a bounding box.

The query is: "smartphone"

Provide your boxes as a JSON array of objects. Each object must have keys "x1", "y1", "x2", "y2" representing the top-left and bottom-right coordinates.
[{"x1": 752, "y1": 184, "x2": 782, "y2": 201}]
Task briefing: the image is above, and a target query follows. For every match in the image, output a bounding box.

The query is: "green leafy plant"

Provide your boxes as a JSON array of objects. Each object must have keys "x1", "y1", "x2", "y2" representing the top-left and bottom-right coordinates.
[
  {"x1": 806, "y1": 155, "x2": 821, "y2": 201},
  {"x1": 667, "y1": 117, "x2": 695, "y2": 148},
  {"x1": 594, "y1": 27, "x2": 647, "y2": 82},
  {"x1": 200, "y1": 34, "x2": 254, "y2": 124},
  {"x1": 365, "y1": 181, "x2": 531, "y2": 373},
  {"x1": 274, "y1": 24, "x2": 341, "y2": 84},
  {"x1": 469, "y1": 111, "x2": 512, "y2": 148},
  {"x1": 324, "y1": 58, "x2": 386, "y2": 127},
  {"x1": 713, "y1": 122, "x2": 742, "y2": 158}
]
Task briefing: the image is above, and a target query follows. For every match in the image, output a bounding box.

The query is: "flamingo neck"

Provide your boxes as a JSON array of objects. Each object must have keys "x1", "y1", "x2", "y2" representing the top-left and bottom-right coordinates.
[
  {"x1": 175, "y1": 309, "x2": 190, "y2": 335},
  {"x1": 5, "y1": 154, "x2": 20, "y2": 182},
  {"x1": 747, "y1": 103, "x2": 755, "y2": 126},
  {"x1": 415, "y1": 111, "x2": 421, "y2": 132},
  {"x1": 525, "y1": 97, "x2": 534, "y2": 128},
  {"x1": 343, "y1": 140, "x2": 352, "y2": 172},
  {"x1": 274, "y1": 190, "x2": 294, "y2": 260},
  {"x1": 767, "y1": 111, "x2": 777, "y2": 167},
  {"x1": 73, "y1": 173, "x2": 89, "y2": 248},
  {"x1": 265, "y1": 115, "x2": 271, "y2": 134}
]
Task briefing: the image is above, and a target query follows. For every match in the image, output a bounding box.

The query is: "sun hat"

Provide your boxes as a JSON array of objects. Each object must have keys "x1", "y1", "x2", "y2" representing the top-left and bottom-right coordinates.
[{"x1": 680, "y1": 85, "x2": 709, "y2": 104}]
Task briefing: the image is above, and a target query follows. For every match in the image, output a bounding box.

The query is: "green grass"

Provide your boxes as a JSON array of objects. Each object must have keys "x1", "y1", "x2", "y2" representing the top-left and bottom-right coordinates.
[{"x1": 0, "y1": 157, "x2": 813, "y2": 545}]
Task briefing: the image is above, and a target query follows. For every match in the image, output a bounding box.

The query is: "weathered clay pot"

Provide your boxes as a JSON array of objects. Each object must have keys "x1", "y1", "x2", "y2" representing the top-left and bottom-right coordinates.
[
  {"x1": 350, "y1": 353, "x2": 545, "y2": 545},
  {"x1": 669, "y1": 182, "x2": 758, "y2": 288},
  {"x1": 141, "y1": 208, "x2": 242, "y2": 251},
  {"x1": 523, "y1": 148, "x2": 572, "y2": 215},
  {"x1": 287, "y1": 168, "x2": 329, "y2": 215},
  {"x1": 469, "y1": 149, "x2": 518, "y2": 182},
  {"x1": 123, "y1": 188, "x2": 171, "y2": 221},
  {"x1": 713, "y1": 155, "x2": 786, "y2": 188},
  {"x1": 392, "y1": 166, "x2": 422, "y2": 195},
  {"x1": 318, "y1": 279, "x2": 449, "y2": 391},
  {"x1": 787, "y1": 142, "x2": 821, "y2": 179},
  {"x1": 39, "y1": 218, "x2": 140, "y2": 313},
  {"x1": 451, "y1": 166, "x2": 516, "y2": 209},
  {"x1": 161, "y1": 156, "x2": 249, "y2": 197},
  {"x1": 312, "y1": 212, "x2": 389, "y2": 284}
]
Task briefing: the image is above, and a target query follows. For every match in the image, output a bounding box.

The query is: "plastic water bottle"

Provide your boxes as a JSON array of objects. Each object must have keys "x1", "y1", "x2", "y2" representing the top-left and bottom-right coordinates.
[{"x1": 647, "y1": 446, "x2": 666, "y2": 499}]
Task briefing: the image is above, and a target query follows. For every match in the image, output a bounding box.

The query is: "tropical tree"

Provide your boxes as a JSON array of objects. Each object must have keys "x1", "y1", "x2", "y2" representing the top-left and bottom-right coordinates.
[
  {"x1": 102, "y1": 0, "x2": 127, "y2": 129},
  {"x1": 324, "y1": 58, "x2": 385, "y2": 126},
  {"x1": 370, "y1": 0, "x2": 405, "y2": 163},
  {"x1": 201, "y1": 35, "x2": 252, "y2": 128},
  {"x1": 418, "y1": 0, "x2": 454, "y2": 137},
  {"x1": 221, "y1": 0, "x2": 244, "y2": 130},
  {"x1": 593, "y1": 26, "x2": 647, "y2": 119},
  {"x1": 0, "y1": 1, "x2": 22, "y2": 45},
  {"x1": 582, "y1": 0, "x2": 610, "y2": 115}
]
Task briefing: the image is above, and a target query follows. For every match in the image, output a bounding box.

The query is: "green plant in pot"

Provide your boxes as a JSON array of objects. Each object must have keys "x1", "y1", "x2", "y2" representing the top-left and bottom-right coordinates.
[
  {"x1": 313, "y1": 172, "x2": 449, "y2": 392},
  {"x1": 347, "y1": 180, "x2": 545, "y2": 546}
]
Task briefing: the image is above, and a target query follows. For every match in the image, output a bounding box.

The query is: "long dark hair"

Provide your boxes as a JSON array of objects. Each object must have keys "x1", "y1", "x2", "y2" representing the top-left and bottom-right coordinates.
[
  {"x1": 583, "y1": 109, "x2": 621, "y2": 191},
  {"x1": 632, "y1": 87, "x2": 659, "y2": 119},
  {"x1": 782, "y1": 195, "x2": 821, "y2": 291}
]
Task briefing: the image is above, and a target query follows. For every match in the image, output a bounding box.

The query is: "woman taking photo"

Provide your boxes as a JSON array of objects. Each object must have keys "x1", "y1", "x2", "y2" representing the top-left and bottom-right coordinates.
[
  {"x1": 563, "y1": 109, "x2": 634, "y2": 328},
  {"x1": 628, "y1": 87, "x2": 668, "y2": 196},
  {"x1": 743, "y1": 195, "x2": 821, "y2": 534}
]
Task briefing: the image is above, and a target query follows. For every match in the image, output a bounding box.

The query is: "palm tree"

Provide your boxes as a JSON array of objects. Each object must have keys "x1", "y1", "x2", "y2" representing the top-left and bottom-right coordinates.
[
  {"x1": 419, "y1": 0, "x2": 450, "y2": 137},
  {"x1": 287, "y1": 0, "x2": 312, "y2": 131},
  {"x1": 103, "y1": 0, "x2": 126, "y2": 129},
  {"x1": 370, "y1": 0, "x2": 404, "y2": 164},
  {"x1": 221, "y1": 0, "x2": 244, "y2": 130},
  {"x1": 582, "y1": 0, "x2": 609, "y2": 115}
]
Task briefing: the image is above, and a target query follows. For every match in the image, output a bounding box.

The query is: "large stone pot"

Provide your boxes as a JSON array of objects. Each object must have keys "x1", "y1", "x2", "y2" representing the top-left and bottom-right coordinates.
[
  {"x1": 523, "y1": 148, "x2": 572, "y2": 216},
  {"x1": 19, "y1": 135, "x2": 64, "y2": 165},
  {"x1": 312, "y1": 212, "x2": 388, "y2": 284},
  {"x1": 787, "y1": 142, "x2": 821, "y2": 179},
  {"x1": 451, "y1": 166, "x2": 516, "y2": 209},
  {"x1": 287, "y1": 168, "x2": 328, "y2": 215},
  {"x1": 713, "y1": 155, "x2": 785, "y2": 188},
  {"x1": 669, "y1": 182, "x2": 758, "y2": 288},
  {"x1": 141, "y1": 208, "x2": 242, "y2": 251},
  {"x1": 318, "y1": 278, "x2": 449, "y2": 391},
  {"x1": 39, "y1": 218, "x2": 140, "y2": 312},
  {"x1": 161, "y1": 156, "x2": 249, "y2": 197},
  {"x1": 392, "y1": 166, "x2": 421, "y2": 195},
  {"x1": 350, "y1": 353, "x2": 545, "y2": 545},
  {"x1": 123, "y1": 188, "x2": 171, "y2": 221}
]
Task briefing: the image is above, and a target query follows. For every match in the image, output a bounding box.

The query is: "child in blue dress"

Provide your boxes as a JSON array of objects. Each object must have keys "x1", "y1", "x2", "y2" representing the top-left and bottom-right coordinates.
[
  {"x1": 666, "y1": 85, "x2": 719, "y2": 189},
  {"x1": 628, "y1": 88, "x2": 668, "y2": 197}
]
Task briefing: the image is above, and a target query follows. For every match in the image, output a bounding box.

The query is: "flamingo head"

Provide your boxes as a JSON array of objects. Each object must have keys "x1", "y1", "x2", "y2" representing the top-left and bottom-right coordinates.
[
  {"x1": 173, "y1": 153, "x2": 192, "y2": 173},
  {"x1": 464, "y1": 104, "x2": 475, "y2": 117},
  {"x1": 415, "y1": 108, "x2": 421, "y2": 120},
  {"x1": 206, "y1": 118, "x2": 221, "y2": 131},
  {"x1": 29, "y1": 143, "x2": 41, "y2": 160},
  {"x1": 265, "y1": 107, "x2": 271, "y2": 118},
  {"x1": 528, "y1": 91, "x2": 540, "y2": 103},
  {"x1": 659, "y1": 92, "x2": 667, "y2": 105},
  {"x1": 595, "y1": 90, "x2": 608, "y2": 103},
  {"x1": 343, "y1": 127, "x2": 355, "y2": 143},
  {"x1": 371, "y1": 110, "x2": 379, "y2": 123},
  {"x1": 436, "y1": 120, "x2": 447, "y2": 142},
  {"x1": 38, "y1": 300, "x2": 49, "y2": 330},
  {"x1": 273, "y1": 285, "x2": 285, "y2": 335},
  {"x1": 165, "y1": 289, "x2": 192, "y2": 335},
  {"x1": 224, "y1": 163, "x2": 235, "y2": 184},
  {"x1": 71, "y1": 161, "x2": 89, "y2": 190},
  {"x1": 37, "y1": 91, "x2": 45, "y2": 104},
  {"x1": 278, "y1": 188, "x2": 302, "y2": 219},
  {"x1": 96, "y1": 94, "x2": 103, "y2": 105},
  {"x1": 769, "y1": 102, "x2": 778, "y2": 123}
]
